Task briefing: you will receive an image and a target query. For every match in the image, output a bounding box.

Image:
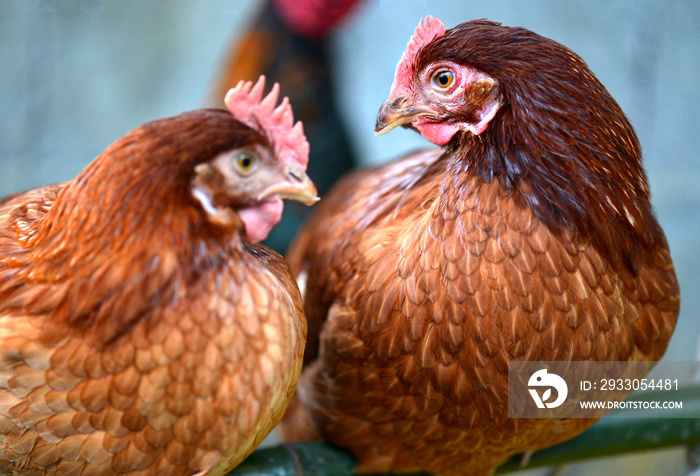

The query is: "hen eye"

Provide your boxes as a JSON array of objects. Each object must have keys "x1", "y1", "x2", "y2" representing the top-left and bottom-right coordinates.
[
  {"x1": 432, "y1": 69, "x2": 455, "y2": 91},
  {"x1": 234, "y1": 152, "x2": 258, "y2": 175}
]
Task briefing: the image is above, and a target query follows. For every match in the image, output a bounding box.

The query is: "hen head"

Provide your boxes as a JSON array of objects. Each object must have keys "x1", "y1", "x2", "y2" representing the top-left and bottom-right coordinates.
[
  {"x1": 374, "y1": 16, "x2": 501, "y2": 145},
  {"x1": 191, "y1": 130, "x2": 316, "y2": 243},
  {"x1": 200, "y1": 76, "x2": 319, "y2": 243},
  {"x1": 46, "y1": 77, "x2": 317, "y2": 252}
]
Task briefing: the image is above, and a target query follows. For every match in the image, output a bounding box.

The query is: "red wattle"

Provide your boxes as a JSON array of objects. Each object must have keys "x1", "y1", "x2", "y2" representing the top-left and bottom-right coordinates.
[{"x1": 239, "y1": 197, "x2": 284, "y2": 243}]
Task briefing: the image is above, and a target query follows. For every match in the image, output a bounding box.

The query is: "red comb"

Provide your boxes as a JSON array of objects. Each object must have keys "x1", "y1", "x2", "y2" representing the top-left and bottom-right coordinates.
[
  {"x1": 402, "y1": 16, "x2": 446, "y2": 67},
  {"x1": 224, "y1": 76, "x2": 309, "y2": 170},
  {"x1": 390, "y1": 16, "x2": 446, "y2": 94}
]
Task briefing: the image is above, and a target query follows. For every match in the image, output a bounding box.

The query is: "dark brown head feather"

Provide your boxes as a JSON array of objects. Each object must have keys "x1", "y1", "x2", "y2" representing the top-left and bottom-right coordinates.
[{"x1": 40, "y1": 109, "x2": 269, "y2": 245}]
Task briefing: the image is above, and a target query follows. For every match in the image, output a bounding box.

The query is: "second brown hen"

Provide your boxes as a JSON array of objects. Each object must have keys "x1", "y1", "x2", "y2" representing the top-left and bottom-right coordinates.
[
  {"x1": 0, "y1": 77, "x2": 316, "y2": 475},
  {"x1": 279, "y1": 17, "x2": 680, "y2": 475}
]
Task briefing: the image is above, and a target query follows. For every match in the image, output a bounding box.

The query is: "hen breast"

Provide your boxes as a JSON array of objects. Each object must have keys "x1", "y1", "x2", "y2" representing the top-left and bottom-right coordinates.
[
  {"x1": 280, "y1": 149, "x2": 679, "y2": 475},
  {"x1": 0, "y1": 188, "x2": 305, "y2": 476}
]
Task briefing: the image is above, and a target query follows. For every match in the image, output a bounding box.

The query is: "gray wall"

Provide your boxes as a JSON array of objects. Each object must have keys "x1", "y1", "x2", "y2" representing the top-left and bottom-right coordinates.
[{"x1": 1, "y1": 1, "x2": 698, "y2": 473}]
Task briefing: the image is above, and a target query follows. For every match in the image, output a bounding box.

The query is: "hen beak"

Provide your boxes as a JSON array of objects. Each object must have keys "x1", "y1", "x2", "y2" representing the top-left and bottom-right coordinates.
[
  {"x1": 374, "y1": 97, "x2": 437, "y2": 135},
  {"x1": 261, "y1": 166, "x2": 319, "y2": 206}
]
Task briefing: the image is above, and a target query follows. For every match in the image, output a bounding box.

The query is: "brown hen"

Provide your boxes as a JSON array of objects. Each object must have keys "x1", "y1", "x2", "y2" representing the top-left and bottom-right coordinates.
[
  {"x1": 278, "y1": 17, "x2": 680, "y2": 475},
  {"x1": 0, "y1": 77, "x2": 316, "y2": 475}
]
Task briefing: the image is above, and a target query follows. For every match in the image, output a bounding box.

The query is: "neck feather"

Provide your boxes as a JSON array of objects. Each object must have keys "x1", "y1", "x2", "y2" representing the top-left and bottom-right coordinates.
[{"x1": 446, "y1": 107, "x2": 662, "y2": 272}]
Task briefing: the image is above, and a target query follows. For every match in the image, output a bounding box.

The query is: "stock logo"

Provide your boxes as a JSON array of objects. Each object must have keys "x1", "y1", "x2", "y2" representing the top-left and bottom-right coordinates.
[{"x1": 528, "y1": 369, "x2": 568, "y2": 409}]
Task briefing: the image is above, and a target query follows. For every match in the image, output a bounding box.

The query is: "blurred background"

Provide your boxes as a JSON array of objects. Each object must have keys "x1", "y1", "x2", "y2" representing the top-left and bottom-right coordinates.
[{"x1": 1, "y1": 1, "x2": 698, "y2": 474}]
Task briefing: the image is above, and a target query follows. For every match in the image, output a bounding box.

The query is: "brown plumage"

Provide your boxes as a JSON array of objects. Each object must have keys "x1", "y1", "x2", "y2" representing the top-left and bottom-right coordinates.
[
  {"x1": 0, "y1": 77, "x2": 317, "y2": 475},
  {"x1": 278, "y1": 17, "x2": 680, "y2": 475}
]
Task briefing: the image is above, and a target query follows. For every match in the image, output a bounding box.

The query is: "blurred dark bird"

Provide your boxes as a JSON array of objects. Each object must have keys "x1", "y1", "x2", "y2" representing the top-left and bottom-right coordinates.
[
  {"x1": 0, "y1": 77, "x2": 316, "y2": 475},
  {"x1": 206, "y1": 0, "x2": 365, "y2": 252},
  {"x1": 278, "y1": 17, "x2": 680, "y2": 475}
]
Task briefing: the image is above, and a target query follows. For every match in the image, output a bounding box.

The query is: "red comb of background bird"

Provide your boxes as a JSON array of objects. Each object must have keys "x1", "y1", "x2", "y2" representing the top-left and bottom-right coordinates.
[
  {"x1": 272, "y1": 0, "x2": 365, "y2": 40},
  {"x1": 390, "y1": 16, "x2": 446, "y2": 95},
  {"x1": 225, "y1": 76, "x2": 309, "y2": 170}
]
